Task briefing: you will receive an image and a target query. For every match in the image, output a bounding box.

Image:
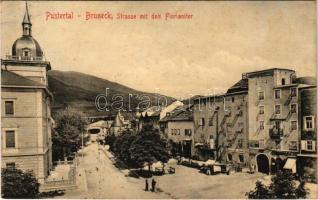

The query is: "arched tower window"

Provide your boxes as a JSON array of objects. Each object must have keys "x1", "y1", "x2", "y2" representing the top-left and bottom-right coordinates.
[{"x1": 282, "y1": 78, "x2": 285, "y2": 85}]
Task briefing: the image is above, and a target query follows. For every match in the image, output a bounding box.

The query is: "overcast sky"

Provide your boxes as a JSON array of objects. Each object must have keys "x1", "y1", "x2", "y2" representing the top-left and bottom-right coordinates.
[{"x1": 1, "y1": 1, "x2": 316, "y2": 98}]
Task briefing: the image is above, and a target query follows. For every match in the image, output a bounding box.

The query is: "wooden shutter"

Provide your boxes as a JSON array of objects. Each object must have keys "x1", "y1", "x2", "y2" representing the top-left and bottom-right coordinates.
[{"x1": 301, "y1": 140, "x2": 307, "y2": 150}]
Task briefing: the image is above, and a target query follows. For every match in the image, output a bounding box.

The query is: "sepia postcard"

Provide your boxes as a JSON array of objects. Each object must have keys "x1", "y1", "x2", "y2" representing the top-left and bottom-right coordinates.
[{"x1": 1, "y1": 0, "x2": 317, "y2": 199}]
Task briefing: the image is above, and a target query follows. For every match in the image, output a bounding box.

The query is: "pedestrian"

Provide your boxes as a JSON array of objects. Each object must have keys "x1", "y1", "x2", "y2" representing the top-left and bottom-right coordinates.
[
  {"x1": 145, "y1": 179, "x2": 149, "y2": 191},
  {"x1": 151, "y1": 178, "x2": 156, "y2": 192}
]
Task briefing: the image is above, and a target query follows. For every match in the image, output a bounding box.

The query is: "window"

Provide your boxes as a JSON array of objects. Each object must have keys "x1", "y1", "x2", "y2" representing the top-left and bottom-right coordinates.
[
  {"x1": 24, "y1": 51, "x2": 29, "y2": 57},
  {"x1": 239, "y1": 154, "x2": 244, "y2": 163},
  {"x1": 6, "y1": 162, "x2": 15, "y2": 169},
  {"x1": 259, "y1": 106, "x2": 265, "y2": 115},
  {"x1": 289, "y1": 141, "x2": 298, "y2": 151},
  {"x1": 258, "y1": 91, "x2": 265, "y2": 100},
  {"x1": 307, "y1": 141, "x2": 313, "y2": 150},
  {"x1": 275, "y1": 105, "x2": 281, "y2": 115},
  {"x1": 259, "y1": 121, "x2": 264, "y2": 130},
  {"x1": 208, "y1": 117, "x2": 214, "y2": 126},
  {"x1": 291, "y1": 121, "x2": 297, "y2": 131},
  {"x1": 274, "y1": 90, "x2": 281, "y2": 99},
  {"x1": 291, "y1": 104, "x2": 297, "y2": 113},
  {"x1": 238, "y1": 139, "x2": 243, "y2": 148},
  {"x1": 185, "y1": 129, "x2": 192, "y2": 136},
  {"x1": 227, "y1": 154, "x2": 232, "y2": 162},
  {"x1": 301, "y1": 140, "x2": 316, "y2": 151},
  {"x1": 5, "y1": 101, "x2": 14, "y2": 115},
  {"x1": 291, "y1": 87, "x2": 297, "y2": 97},
  {"x1": 274, "y1": 121, "x2": 281, "y2": 129},
  {"x1": 5, "y1": 130, "x2": 15, "y2": 148},
  {"x1": 304, "y1": 116, "x2": 314, "y2": 130},
  {"x1": 282, "y1": 78, "x2": 285, "y2": 85},
  {"x1": 231, "y1": 97, "x2": 235, "y2": 103},
  {"x1": 198, "y1": 118, "x2": 205, "y2": 126}
]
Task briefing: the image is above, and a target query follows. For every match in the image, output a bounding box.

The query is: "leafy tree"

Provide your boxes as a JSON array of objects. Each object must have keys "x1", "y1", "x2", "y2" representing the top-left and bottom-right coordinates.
[
  {"x1": 269, "y1": 170, "x2": 298, "y2": 199},
  {"x1": 246, "y1": 180, "x2": 273, "y2": 199},
  {"x1": 1, "y1": 168, "x2": 40, "y2": 198},
  {"x1": 104, "y1": 134, "x2": 117, "y2": 152},
  {"x1": 112, "y1": 130, "x2": 138, "y2": 168},
  {"x1": 52, "y1": 107, "x2": 88, "y2": 161},
  {"x1": 129, "y1": 126, "x2": 170, "y2": 171},
  {"x1": 247, "y1": 170, "x2": 308, "y2": 199}
]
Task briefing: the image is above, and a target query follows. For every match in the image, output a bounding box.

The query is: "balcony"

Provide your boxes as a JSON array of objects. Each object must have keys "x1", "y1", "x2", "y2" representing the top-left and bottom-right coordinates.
[{"x1": 269, "y1": 127, "x2": 284, "y2": 139}]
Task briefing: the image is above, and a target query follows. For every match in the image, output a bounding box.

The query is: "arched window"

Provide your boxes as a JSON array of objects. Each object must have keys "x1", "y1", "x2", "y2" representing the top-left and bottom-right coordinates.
[{"x1": 282, "y1": 78, "x2": 285, "y2": 85}]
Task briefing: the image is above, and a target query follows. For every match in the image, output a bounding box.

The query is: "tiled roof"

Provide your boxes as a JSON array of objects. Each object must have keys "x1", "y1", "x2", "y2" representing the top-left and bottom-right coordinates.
[
  {"x1": 141, "y1": 106, "x2": 165, "y2": 117},
  {"x1": 226, "y1": 79, "x2": 248, "y2": 94},
  {"x1": 1, "y1": 70, "x2": 44, "y2": 87},
  {"x1": 160, "y1": 104, "x2": 193, "y2": 122}
]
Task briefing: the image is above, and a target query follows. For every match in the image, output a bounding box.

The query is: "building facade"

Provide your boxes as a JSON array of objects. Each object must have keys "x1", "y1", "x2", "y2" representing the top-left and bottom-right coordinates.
[
  {"x1": 192, "y1": 68, "x2": 316, "y2": 179},
  {"x1": 247, "y1": 69, "x2": 299, "y2": 174},
  {"x1": 192, "y1": 79, "x2": 249, "y2": 166},
  {"x1": 1, "y1": 3, "x2": 53, "y2": 183},
  {"x1": 297, "y1": 84, "x2": 317, "y2": 181},
  {"x1": 160, "y1": 105, "x2": 194, "y2": 157}
]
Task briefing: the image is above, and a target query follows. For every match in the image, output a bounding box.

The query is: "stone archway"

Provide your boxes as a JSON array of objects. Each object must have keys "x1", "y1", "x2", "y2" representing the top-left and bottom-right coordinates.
[{"x1": 256, "y1": 154, "x2": 270, "y2": 174}]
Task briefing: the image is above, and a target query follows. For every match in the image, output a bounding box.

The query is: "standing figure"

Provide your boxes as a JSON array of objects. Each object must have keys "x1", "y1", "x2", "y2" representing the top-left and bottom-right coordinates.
[
  {"x1": 151, "y1": 178, "x2": 157, "y2": 192},
  {"x1": 145, "y1": 179, "x2": 149, "y2": 191}
]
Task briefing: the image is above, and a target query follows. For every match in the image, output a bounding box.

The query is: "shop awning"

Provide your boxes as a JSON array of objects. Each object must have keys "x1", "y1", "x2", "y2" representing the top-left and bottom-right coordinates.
[
  {"x1": 283, "y1": 158, "x2": 296, "y2": 173},
  {"x1": 195, "y1": 143, "x2": 204, "y2": 147}
]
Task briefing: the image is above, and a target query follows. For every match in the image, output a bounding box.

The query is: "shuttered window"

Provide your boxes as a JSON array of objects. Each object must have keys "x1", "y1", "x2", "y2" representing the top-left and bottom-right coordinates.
[{"x1": 301, "y1": 140, "x2": 316, "y2": 151}]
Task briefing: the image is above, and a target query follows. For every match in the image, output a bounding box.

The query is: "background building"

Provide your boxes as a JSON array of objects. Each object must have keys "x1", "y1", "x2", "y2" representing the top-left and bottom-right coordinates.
[{"x1": 160, "y1": 105, "x2": 194, "y2": 157}]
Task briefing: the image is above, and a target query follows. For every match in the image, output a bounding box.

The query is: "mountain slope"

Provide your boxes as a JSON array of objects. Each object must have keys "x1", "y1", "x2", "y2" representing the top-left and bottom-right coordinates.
[{"x1": 48, "y1": 70, "x2": 175, "y2": 116}]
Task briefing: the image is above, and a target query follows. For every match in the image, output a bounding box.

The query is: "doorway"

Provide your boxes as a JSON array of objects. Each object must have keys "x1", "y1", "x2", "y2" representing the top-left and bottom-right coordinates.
[{"x1": 256, "y1": 154, "x2": 270, "y2": 174}]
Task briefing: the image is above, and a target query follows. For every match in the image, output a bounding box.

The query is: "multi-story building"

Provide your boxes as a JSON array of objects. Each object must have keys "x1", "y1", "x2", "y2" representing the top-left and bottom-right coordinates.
[
  {"x1": 297, "y1": 82, "x2": 317, "y2": 182},
  {"x1": 1, "y1": 3, "x2": 53, "y2": 183},
  {"x1": 192, "y1": 68, "x2": 316, "y2": 177},
  {"x1": 247, "y1": 68, "x2": 299, "y2": 174},
  {"x1": 192, "y1": 78, "x2": 249, "y2": 166},
  {"x1": 159, "y1": 105, "x2": 194, "y2": 157}
]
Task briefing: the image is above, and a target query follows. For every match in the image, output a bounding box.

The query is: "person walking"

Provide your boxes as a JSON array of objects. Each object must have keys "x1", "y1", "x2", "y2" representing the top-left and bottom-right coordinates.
[
  {"x1": 145, "y1": 179, "x2": 149, "y2": 191},
  {"x1": 151, "y1": 178, "x2": 157, "y2": 192}
]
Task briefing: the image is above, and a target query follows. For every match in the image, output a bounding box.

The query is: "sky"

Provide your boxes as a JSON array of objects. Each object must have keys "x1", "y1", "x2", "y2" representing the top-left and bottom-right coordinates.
[{"x1": 1, "y1": 1, "x2": 316, "y2": 98}]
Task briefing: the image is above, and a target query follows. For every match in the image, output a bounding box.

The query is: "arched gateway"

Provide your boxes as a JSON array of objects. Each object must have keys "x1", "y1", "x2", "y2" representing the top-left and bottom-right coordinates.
[{"x1": 256, "y1": 154, "x2": 270, "y2": 174}]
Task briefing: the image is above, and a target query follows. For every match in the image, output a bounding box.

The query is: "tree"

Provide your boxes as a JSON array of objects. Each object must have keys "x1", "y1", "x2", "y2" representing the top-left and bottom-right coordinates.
[
  {"x1": 52, "y1": 107, "x2": 88, "y2": 161},
  {"x1": 104, "y1": 134, "x2": 117, "y2": 152},
  {"x1": 129, "y1": 126, "x2": 170, "y2": 171},
  {"x1": 112, "y1": 130, "x2": 138, "y2": 168},
  {"x1": 269, "y1": 170, "x2": 308, "y2": 199},
  {"x1": 246, "y1": 181, "x2": 273, "y2": 199},
  {"x1": 1, "y1": 168, "x2": 40, "y2": 198},
  {"x1": 269, "y1": 170, "x2": 298, "y2": 199},
  {"x1": 247, "y1": 170, "x2": 308, "y2": 199}
]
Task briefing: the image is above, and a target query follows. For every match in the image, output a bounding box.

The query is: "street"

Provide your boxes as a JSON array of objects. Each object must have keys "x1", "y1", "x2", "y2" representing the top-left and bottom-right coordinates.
[
  {"x1": 61, "y1": 142, "x2": 317, "y2": 199},
  {"x1": 62, "y1": 143, "x2": 169, "y2": 199}
]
